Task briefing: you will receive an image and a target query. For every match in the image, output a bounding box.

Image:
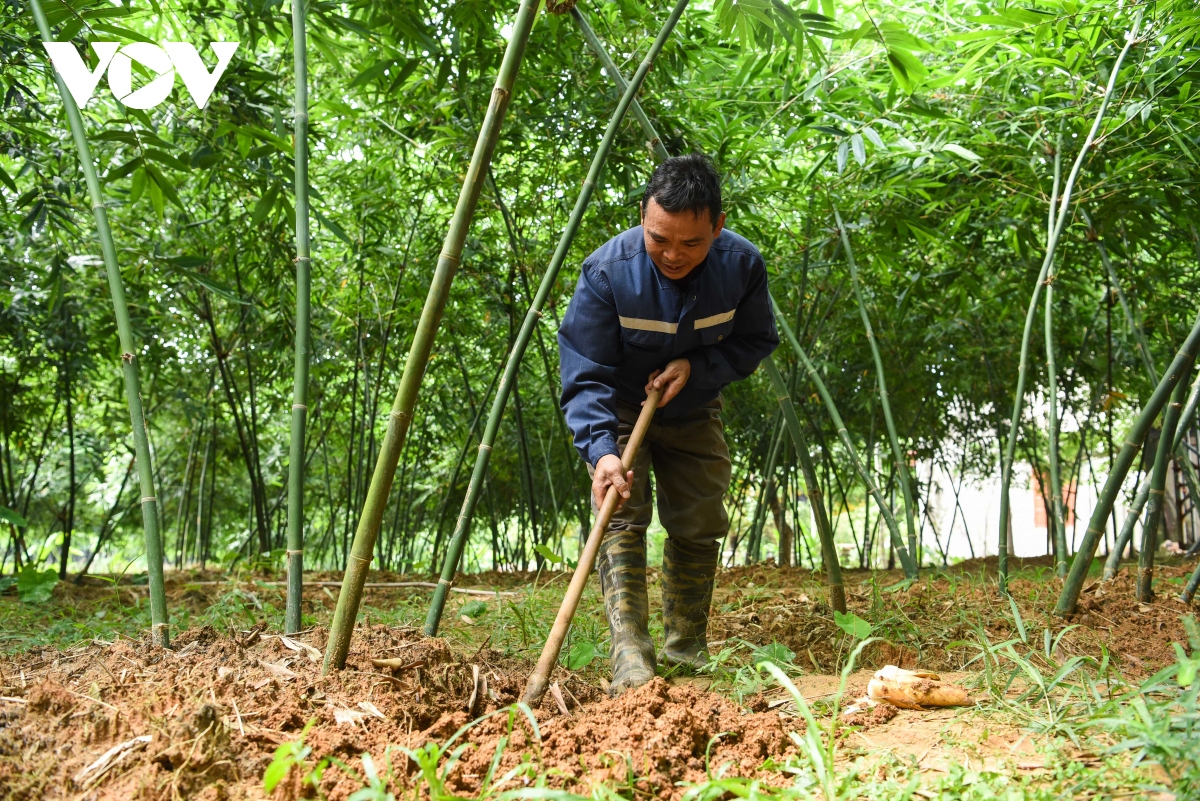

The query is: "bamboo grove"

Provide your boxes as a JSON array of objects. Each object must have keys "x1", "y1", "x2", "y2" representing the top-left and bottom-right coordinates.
[{"x1": 3, "y1": 0, "x2": 1200, "y2": 649}]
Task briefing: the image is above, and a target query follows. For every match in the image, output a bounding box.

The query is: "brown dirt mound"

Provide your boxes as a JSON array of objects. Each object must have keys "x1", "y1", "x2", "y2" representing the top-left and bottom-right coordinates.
[
  {"x1": 408, "y1": 677, "x2": 797, "y2": 799},
  {"x1": 0, "y1": 623, "x2": 580, "y2": 800}
]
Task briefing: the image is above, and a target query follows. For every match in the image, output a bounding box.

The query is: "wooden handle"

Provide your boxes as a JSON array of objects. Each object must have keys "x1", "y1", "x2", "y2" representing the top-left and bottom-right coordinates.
[{"x1": 521, "y1": 388, "x2": 662, "y2": 706}]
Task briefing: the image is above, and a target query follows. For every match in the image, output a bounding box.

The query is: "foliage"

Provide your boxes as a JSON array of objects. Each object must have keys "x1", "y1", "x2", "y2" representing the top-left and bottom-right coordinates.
[
  {"x1": 832, "y1": 609, "x2": 871, "y2": 640},
  {"x1": 1, "y1": 0, "x2": 1199, "y2": 582},
  {"x1": 15, "y1": 565, "x2": 57, "y2": 603},
  {"x1": 263, "y1": 718, "x2": 327, "y2": 794}
]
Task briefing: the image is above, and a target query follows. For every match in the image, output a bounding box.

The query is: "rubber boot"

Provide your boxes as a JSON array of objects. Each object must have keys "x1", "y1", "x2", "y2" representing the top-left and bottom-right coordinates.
[
  {"x1": 597, "y1": 530, "x2": 656, "y2": 696},
  {"x1": 660, "y1": 537, "x2": 718, "y2": 671}
]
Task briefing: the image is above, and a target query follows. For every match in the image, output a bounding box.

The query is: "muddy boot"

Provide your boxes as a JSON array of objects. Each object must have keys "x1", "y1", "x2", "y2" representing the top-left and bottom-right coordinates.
[
  {"x1": 660, "y1": 538, "x2": 718, "y2": 672},
  {"x1": 598, "y1": 530, "x2": 656, "y2": 696}
]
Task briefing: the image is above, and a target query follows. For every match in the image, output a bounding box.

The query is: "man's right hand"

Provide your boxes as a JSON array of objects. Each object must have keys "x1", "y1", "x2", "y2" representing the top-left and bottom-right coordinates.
[{"x1": 593, "y1": 453, "x2": 634, "y2": 511}]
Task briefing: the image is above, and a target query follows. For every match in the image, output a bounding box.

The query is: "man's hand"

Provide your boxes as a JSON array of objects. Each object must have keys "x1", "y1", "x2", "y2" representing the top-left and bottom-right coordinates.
[
  {"x1": 593, "y1": 453, "x2": 634, "y2": 511},
  {"x1": 645, "y1": 358, "x2": 691, "y2": 408}
]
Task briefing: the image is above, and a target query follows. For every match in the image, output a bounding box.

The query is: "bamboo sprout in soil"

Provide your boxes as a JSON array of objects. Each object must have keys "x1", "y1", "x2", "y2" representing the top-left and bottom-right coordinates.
[
  {"x1": 30, "y1": 0, "x2": 169, "y2": 646},
  {"x1": 1056, "y1": 307, "x2": 1200, "y2": 616},
  {"x1": 1136, "y1": 369, "x2": 1189, "y2": 602},
  {"x1": 324, "y1": 0, "x2": 541, "y2": 672},
  {"x1": 763, "y1": 355, "x2": 846, "y2": 612},
  {"x1": 770, "y1": 295, "x2": 918, "y2": 578},
  {"x1": 285, "y1": 0, "x2": 311, "y2": 636},
  {"x1": 422, "y1": 0, "x2": 691, "y2": 637},
  {"x1": 999, "y1": 14, "x2": 1141, "y2": 594},
  {"x1": 1044, "y1": 138, "x2": 1068, "y2": 577},
  {"x1": 833, "y1": 209, "x2": 918, "y2": 565}
]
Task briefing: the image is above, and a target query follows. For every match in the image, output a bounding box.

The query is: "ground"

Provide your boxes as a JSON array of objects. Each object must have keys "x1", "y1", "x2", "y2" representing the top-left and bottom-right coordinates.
[{"x1": 0, "y1": 556, "x2": 1197, "y2": 800}]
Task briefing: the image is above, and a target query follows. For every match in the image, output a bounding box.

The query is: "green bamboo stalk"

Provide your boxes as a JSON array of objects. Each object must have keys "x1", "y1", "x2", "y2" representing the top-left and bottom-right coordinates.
[
  {"x1": 832, "y1": 209, "x2": 917, "y2": 565},
  {"x1": 1136, "y1": 368, "x2": 1189, "y2": 602},
  {"x1": 325, "y1": 0, "x2": 541, "y2": 671},
  {"x1": 1102, "y1": 371, "x2": 1200, "y2": 581},
  {"x1": 1103, "y1": 477, "x2": 1149, "y2": 580},
  {"x1": 1056, "y1": 307, "x2": 1200, "y2": 616},
  {"x1": 748, "y1": 419, "x2": 786, "y2": 563},
  {"x1": 770, "y1": 295, "x2": 918, "y2": 578},
  {"x1": 284, "y1": 0, "x2": 311, "y2": 636},
  {"x1": 422, "y1": 0, "x2": 691, "y2": 637},
  {"x1": 1044, "y1": 139, "x2": 1068, "y2": 577},
  {"x1": 31, "y1": 1, "x2": 168, "y2": 646},
  {"x1": 1000, "y1": 14, "x2": 1140, "y2": 593},
  {"x1": 570, "y1": 6, "x2": 670, "y2": 162},
  {"x1": 763, "y1": 355, "x2": 845, "y2": 612}
]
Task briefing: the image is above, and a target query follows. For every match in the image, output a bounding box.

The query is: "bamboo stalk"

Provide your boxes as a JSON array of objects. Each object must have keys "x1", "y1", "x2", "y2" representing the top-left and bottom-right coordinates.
[
  {"x1": 570, "y1": 6, "x2": 670, "y2": 162},
  {"x1": 1043, "y1": 139, "x2": 1068, "y2": 577},
  {"x1": 285, "y1": 0, "x2": 311, "y2": 636},
  {"x1": 1056, "y1": 308, "x2": 1200, "y2": 615},
  {"x1": 763, "y1": 356, "x2": 845, "y2": 612},
  {"x1": 324, "y1": 0, "x2": 541, "y2": 672},
  {"x1": 747, "y1": 419, "x2": 786, "y2": 563},
  {"x1": 833, "y1": 209, "x2": 917, "y2": 565},
  {"x1": 31, "y1": 1, "x2": 168, "y2": 646},
  {"x1": 521, "y1": 388, "x2": 662, "y2": 707},
  {"x1": 999, "y1": 14, "x2": 1140, "y2": 593},
  {"x1": 1136, "y1": 369, "x2": 1189, "y2": 601},
  {"x1": 770, "y1": 295, "x2": 918, "y2": 578},
  {"x1": 423, "y1": 0, "x2": 690, "y2": 636}
]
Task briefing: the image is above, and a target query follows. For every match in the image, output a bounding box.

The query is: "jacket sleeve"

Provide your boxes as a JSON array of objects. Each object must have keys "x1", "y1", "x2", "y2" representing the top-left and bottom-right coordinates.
[
  {"x1": 685, "y1": 253, "x2": 779, "y2": 391},
  {"x1": 558, "y1": 263, "x2": 622, "y2": 466}
]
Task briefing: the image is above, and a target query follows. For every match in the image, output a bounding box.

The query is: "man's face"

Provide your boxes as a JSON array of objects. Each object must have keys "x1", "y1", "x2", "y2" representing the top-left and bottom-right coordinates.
[{"x1": 641, "y1": 197, "x2": 726, "y2": 281}]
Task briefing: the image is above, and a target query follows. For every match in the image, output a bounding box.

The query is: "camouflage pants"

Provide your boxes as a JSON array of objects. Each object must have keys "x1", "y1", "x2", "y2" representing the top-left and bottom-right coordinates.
[{"x1": 588, "y1": 396, "x2": 732, "y2": 549}]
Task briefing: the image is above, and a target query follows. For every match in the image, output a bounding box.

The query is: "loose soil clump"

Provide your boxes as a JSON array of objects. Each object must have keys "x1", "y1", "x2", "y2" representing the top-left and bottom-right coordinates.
[{"x1": 411, "y1": 677, "x2": 796, "y2": 799}]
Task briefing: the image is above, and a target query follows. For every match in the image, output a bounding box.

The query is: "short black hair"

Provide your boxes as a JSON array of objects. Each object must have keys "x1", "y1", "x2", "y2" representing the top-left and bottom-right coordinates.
[{"x1": 641, "y1": 153, "x2": 722, "y2": 228}]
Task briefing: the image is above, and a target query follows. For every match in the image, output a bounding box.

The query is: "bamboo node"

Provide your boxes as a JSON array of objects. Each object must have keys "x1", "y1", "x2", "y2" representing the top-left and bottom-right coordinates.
[
  {"x1": 349, "y1": 554, "x2": 371, "y2": 565},
  {"x1": 294, "y1": 257, "x2": 311, "y2": 263},
  {"x1": 292, "y1": 404, "x2": 308, "y2": 411},
  {"x1": 389, "y1": 410, "x2": 410, "y2": 422},
  {"x1": 438, "y1": 252, "x2": 461, "y2": 265},
  {"x1": 438, "y1": 577, "x2": 453, "y2": 586},
  {"x1": 140, "y1": 496, "x2": 157, "y2": 505},
  {"x1": 287, "y1": 549, "x2": 303, "y2": 557},
  {"x1": 478, "y1": 444, "x2": 492, "y2": 453},
  {"x1": 121, "y1": 352, "x2": 135, "y2": 364}
]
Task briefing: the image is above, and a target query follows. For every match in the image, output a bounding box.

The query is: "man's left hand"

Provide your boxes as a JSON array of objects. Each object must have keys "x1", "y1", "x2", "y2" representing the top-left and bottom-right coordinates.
[{"x1": 645, "y1": 358, "x2": 691, "y2": 408}]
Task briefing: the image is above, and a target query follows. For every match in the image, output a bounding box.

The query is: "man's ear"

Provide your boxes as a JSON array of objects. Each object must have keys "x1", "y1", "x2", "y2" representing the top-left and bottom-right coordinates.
[{"x1": 712, "y1": 211, "x2": 727, "y2": 237}]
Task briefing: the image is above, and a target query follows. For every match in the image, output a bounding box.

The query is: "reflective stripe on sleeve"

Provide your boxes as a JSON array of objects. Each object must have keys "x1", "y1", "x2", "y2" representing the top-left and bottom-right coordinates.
[
  {"x1": 619, "y1": 316, "x2": 679, "y2": 334},
  {"x1": 694, "y1": 309, "x2": 736, "y2": 330}
]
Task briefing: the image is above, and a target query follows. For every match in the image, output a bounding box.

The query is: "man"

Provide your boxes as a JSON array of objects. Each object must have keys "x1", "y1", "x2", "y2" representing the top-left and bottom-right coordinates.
[{"x1": 558, "y1": 154, "x2": 778, "y2": 695}]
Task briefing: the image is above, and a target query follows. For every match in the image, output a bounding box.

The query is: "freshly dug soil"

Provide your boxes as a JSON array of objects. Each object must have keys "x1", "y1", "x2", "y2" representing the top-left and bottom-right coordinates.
[
  {"x1": 411, "y1": 677, "x2": 796, "y2": 798},
  {"x1": 0, "y1": 626, "x2": 794, "y2": 800}
]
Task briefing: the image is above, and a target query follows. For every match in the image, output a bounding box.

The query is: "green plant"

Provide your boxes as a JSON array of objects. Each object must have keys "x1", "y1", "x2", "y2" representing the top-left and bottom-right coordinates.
[
  {"x1": 263, "y1": 719, "x2": 327, "y2": 795},
  {"x1": 16, "y1": 566, "x2": 58, "y2": 604},
  {"x1": 833, "y1": 610, "x2": 872, "y2": 641}
]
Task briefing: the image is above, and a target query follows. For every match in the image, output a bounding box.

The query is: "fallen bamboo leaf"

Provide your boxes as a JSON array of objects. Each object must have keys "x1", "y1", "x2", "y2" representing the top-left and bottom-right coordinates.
[
  {"x1": 260, "y1": 660, "x2": 299, "y2": 680},
  {"x1": 867, "y1": 665, "x2": 969, "y2": 709},
  {"x1": 358, "y1": 700, "x2": 386, "y2": 720},
  {"x1": 279, "y1": 636, "x2": 321, "y2": 662},
  {"x1": 333, "y1": 707, "x2": 367, "y2": 727},
  {"x1": 74, "y1": 734, "x2": 151, "y2": 787}
]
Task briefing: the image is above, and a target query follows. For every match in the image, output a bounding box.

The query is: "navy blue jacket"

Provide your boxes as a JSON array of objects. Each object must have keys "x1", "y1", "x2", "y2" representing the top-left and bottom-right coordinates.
[{"x1": 558, "y1": 226, "x2": 779, "y2": 466}]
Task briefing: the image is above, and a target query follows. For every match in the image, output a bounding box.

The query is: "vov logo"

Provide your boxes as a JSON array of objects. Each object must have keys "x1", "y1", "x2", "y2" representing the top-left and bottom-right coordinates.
[{"x1": 42, "y1": 41, "x2": 240, "y2": 110}]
